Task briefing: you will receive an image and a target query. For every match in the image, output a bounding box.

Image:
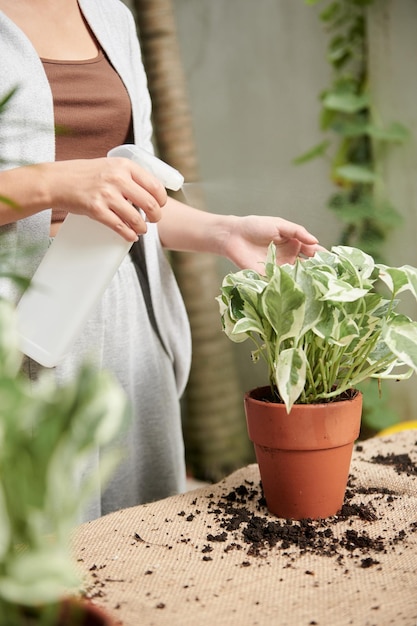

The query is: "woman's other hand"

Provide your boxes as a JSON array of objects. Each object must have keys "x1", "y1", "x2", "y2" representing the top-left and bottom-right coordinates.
[{"x1": 221, "y1": 214, "x2": 323, "y2": 270}]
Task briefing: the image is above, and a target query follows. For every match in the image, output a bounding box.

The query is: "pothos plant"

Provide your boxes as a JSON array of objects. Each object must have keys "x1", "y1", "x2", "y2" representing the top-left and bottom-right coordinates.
[
  {"x1": 217, "y1": 243, "x2": 417, "y2": 413},
  {"x1": 0, "y1": 297, "x2": 129, "y2": 625}
]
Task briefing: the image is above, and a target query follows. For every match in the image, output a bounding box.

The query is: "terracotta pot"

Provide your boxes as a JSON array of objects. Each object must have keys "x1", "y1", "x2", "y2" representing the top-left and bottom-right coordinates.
[
  {"x1": 57, "y1": 598, "x2": 116, "y2": 626},
  {"x1": 244, "y1": 387, "x2": 362, "y2": 520},
  {"x1": 18, "y1": 597, "x2": 116, "y2": 626}
]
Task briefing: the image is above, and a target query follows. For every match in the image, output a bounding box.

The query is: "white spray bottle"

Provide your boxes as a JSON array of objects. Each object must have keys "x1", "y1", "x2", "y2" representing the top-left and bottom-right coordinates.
[{"x1": 16, "y1": 145, "x2": 184, "y2": 367}]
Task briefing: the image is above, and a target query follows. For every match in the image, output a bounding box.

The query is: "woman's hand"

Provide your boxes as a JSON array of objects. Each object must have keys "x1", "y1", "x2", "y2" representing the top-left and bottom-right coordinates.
[
  {"x1": 0, "y1": 157, "x2": 167, "y2": 242},
  {"x1": 221, "y1": 214, "x2": 322, "y2": 270},
  {"x1": 45, "y1": 157, "x2": 167, "y2": 241}
]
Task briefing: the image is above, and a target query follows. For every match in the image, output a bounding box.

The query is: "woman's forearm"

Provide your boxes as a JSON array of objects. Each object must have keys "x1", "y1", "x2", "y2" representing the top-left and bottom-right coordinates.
[
  {"x1": 0, "y1": 164, "x2": 52, "y2": 225},
  {"x1": 157, "y1": 196, "x2": 236, "y2": 255}
]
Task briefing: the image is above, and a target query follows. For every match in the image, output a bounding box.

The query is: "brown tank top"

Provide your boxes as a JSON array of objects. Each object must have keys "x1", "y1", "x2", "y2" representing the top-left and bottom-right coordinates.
[{"x1": 42, "y1": 50, "x2": 134, "y2": 224}]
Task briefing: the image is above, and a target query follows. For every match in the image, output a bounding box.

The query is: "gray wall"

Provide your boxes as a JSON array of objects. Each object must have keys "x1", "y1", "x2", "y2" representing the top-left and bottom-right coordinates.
[{"x1": 173, "y1": 0, "x2": 339, "y2": 248}]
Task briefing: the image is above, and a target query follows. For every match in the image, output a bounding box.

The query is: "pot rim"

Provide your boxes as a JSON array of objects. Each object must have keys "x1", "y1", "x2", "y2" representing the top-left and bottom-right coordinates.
[
  {"x1": 244, "y1": 386, "x2": 361, "y2": 409},
  {"x1": 244, "y1": 386, "x2": 362, "y2": 450}
]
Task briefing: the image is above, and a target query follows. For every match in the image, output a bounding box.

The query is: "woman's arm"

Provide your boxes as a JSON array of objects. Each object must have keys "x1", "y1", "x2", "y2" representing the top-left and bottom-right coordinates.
[
  {"x1": 0, "y1": 158, "x2": 166, "y2": 242},
  {"x1": 157, "y1": 196, "x2": 321, "y2": 269}
]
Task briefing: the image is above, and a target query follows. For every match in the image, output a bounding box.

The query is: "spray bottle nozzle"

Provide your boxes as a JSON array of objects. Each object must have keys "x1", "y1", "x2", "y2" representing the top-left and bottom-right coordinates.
[{"x1": 107, "y1": 144, "x2": 184, "y2": 191}]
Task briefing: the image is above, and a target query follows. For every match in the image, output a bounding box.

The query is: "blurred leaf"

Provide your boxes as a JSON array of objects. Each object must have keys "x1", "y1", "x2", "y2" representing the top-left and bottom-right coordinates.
[
  {"x1": 358, "y1": 380, "x2": 398, "y2": 432},
  {"x1": 335, "y1": 164, "x2": 377, "y2": 183},
  {"x1": 0, "y1": 88, "x2": 18, "y2": 113},
  {"x1": 328, "y1": 35, "x2": 352, "y2": 65},
  {"x1": 293, "y1": 140, "x2": 330, "y2": 164},
  {"x1": 323, "y1": 91, "x2": 370, "y2": 113},
  {"x1": 328, "y1": 193, "x2": 402, "y2": 228},
  {"x1": 331, "y1": 118, "x2": 368, "y2": 137},
  {"x1": 319, "y1": 105, "x2": 338, "y2": 131},
  {"x1": 320, "y1": 2, "x2": 341, "y2": 22},
  {"x1": 367, "y1": 122, "x2": 410, "y2": 143},
  {"x1": 0, "y1": 195, "x2": 19, "y2": 209}
]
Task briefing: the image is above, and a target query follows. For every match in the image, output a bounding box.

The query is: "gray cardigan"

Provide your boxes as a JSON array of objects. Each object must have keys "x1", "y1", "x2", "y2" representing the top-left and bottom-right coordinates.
[{"x1": 0, "y1": 0, "x2": 191, "y2": 394}]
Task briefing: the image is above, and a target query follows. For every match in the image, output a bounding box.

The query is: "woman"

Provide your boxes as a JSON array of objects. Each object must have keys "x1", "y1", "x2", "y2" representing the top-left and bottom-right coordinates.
[{"x1": 0, "y1": 0, "x2": 321, "y2": 520}]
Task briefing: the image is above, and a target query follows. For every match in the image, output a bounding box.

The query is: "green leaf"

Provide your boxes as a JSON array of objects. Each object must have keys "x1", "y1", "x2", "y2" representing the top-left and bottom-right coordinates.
[
  {"x1": 403, "y1": 266, "x2": 417, "y2": 300},
  {"x1": 367, "y1": 122, "x2": 410, "y2": 143},
  {"x1": 293, "y1": 140, "x2": 330, "y2": 165},
  {"x1": 220, "y1": 308, "x2": 250, "y2": 343},
  {"x1": 275, "y1": 347, "x2": 307, "y2": 413},
  {"x1": 328, "y1": 196, "x2": 374, "y2": 222},
  {"x1": 313, "y1": 268, "x2": 369, "y2": 301},
  {"x1": 376, "y1": 265, "x2": 412, "y2": 298},
  {"x1": 314, "y1": 307, "x2": 359, "y2": 346},
  {"x1": 0, "y1": 87, "x2": 18, "y2": 113},
  {"x1": 286, "y1": 262, "x2": 324, "y2": 331},
  {"x1": 232, "y1": 316, "x2": 265, "y2": 339},
  {"x1": 264, "y1": 241, "x2": 277, "y2": 279},
  {"x1": 383, "y1": 318, "x2": 417, "y2": 372},
  {"x1": 328, "y1": 35, "x2": 351, "y2": 64},
  {"x1": 332, "y1": 245, "x2": 375, "y2": 282},
  {"x1": 331, "y1": 118, "x2": 369, "y2": 137},
  {"x1": 335, "y1": 164, "x2": 377, "y2": 183},
  {"x1": 323, "y1": 91, "x2": 370, "y2": 113},
  {"x1": 0, "y1": 548, "x2": 79, "y2": 605},
  {"x1": 0, "y1": 300, "x2": 22, "y2": 378},
  {"x1": 319, "y1": 2, "x2": 340, "y2": 21},
  {"x1": 357, "y1": 380, "x2": 398, "y2": 432},
  {"x1": 313, "y1": 307, "x2": 341, "y2": 343},
  {"x1": 320, "y1": 106, "x2": 338, "y2": 131},
  {"x1": 229, "y1": 286, "x2": 245, "y2": 321},
  {"x1": 262, "y1": 269, "x2": 305, "y2": 343},
  {"x1": 0, "y1": 195, "x2": 19, "y2": 209}
]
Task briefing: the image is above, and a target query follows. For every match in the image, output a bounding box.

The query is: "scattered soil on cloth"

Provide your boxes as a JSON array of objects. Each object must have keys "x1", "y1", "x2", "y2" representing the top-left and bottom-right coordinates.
[
  {"x1": 82, "y1": 442, "x2": 417, "y2": 613},
  {"x1": 200, "y1": 448, "x2": 417, "y2": 568},
  {"x1": 204, "y1": 482, "x2": 384, "y2": 565},
  {"x1": 369, "y1": 452, "x2": 417, "y2": 476}
]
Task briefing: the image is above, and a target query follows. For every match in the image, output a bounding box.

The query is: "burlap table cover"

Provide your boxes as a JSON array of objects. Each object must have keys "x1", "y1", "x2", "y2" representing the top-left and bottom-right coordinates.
[{"x1": 73, "y1": 431, "x2": 417, "y2": 626}]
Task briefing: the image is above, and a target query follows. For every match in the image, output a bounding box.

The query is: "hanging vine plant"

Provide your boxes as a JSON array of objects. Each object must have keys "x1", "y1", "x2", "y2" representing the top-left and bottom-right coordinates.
[
  {"x1": 296, "y1": 0, "x2": 410, "y2": 433},
  {"x1": 296, "y1": 0, "x2": 409, "y2": 262}
]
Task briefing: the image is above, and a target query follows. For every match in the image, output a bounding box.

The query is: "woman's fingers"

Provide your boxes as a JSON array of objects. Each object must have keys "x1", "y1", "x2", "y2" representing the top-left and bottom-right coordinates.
[{"x1": 48, "y1": 158, "x2": 168, "y2": 242}]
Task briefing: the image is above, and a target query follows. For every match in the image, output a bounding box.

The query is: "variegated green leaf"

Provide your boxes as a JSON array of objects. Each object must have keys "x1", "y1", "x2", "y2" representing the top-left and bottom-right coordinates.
[
  {"x1": 220, "y1": 308, "x2": 249, "y2": 343},
  {"x1": 275, "y1": 347, "x2": 307, "y2": 413},
  {"x1": 287, "y1": 261, "x2": 324, "y2": 331},
  {"x1": 319, "y1": 275, "x2": 368, "y2": 302},
  {"x1": 264, "y1": 241, "x2": 277, "y2": 280},
  {"x1": 332, "y1": 245, "x2": 375, "y2": 283},
  {"x1": 232, "y1": 316, "x2": 265, "y2": 339},
  {"x1": 377, "y1": 265, "x2": 410, "y2": 297},
  {"x1": 377, "y1": 264, "x2": 417, "y2": 301},
  {"x1": 404, "y1": 265, "x2": 417, "y2": 300},
  {"x1": 262, "y1": 269, "x2": 305, "y2": 343},
  {"x1": 311, "y1": 308, "x2": 336, "y2": 340},
  {"x1": 383, "y1": 317, "x2": 417, "y2": 372}
]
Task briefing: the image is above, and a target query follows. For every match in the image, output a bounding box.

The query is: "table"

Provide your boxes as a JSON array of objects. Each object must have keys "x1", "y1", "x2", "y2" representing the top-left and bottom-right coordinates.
[{"x1": 74, "y1": 430, "x2": 417, "y2": 626}]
